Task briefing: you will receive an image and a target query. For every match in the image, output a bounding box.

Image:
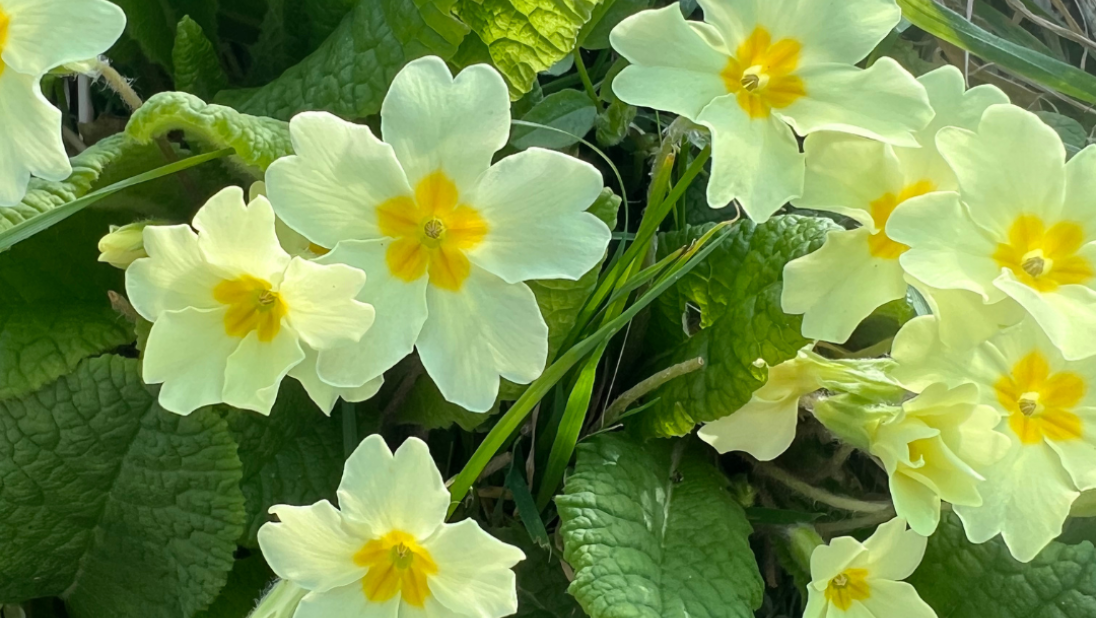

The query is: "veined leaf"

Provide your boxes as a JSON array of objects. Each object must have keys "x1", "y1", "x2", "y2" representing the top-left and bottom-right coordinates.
[
  {"x1": 110, "y1": 0, "x2": 220, "y2": 69},
  {"x1": 172, "y1": 16, "x2": 228, "y2": 101}
]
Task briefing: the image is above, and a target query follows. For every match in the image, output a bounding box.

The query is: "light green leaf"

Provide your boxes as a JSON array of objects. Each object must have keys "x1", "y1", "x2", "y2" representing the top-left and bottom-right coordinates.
[
  {"x1": 111, "y1": 0, "x2": 220, "y2": 69},
  {"x1": 0, "y1": 306, "x2": 130, "y2": 401},
  {"x1": 897, "y1": 0, "x2": 1096, "y2": 103},
  {"x1": 226, "y1": 380, "x2": 344, "y2": 547},
  {"x1": 173, "y1": 15, "x2": 228, "y2": 101},
  {"x1": 492, "y1": 527, "x2": 585, "y2": 618},
  {"x1": 455, "y1": 0, "x2": 604, "y2": 96},
  {"x1": 126, "y1": 91, "x2": 293, "y2": 173},
  {"x1": 910, "y1": 514, "x2": 1096, "y2": 618},
  {"x1": 0, "y1": 356, "x2": 246, "y2": 617},
  {"x1": 634, "y1": 216, "x2": 837, "y2": 437},
  {"x1": 216, "y1": 0, "x2": 468, "y2": 121},
  {"x1": 511, "y1": 90, "x2": 598, "y2": 150},
  {"x1": 1035, "y1": 111, "x2": 1088, "y2": 156},
  {"x1": 557, "y1": 434, "x2": 763, "y2": 618}
]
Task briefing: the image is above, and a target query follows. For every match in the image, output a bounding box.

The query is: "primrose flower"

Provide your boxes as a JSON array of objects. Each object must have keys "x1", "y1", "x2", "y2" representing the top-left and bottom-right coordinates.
[
  {"x1": 805, "y1": 518, "x2": 936, "y2": 618},
  {"x1": 0, "y1": 0, "x2": 126, "y2": 205},
  {"x1": 869, "y1": 383, "x2": 1008, "y2": 535},
  {"x1": 126, "y1": 187, "x2": 376, "y2": 416},
  {"x1": 699, "y1": 346, "x2": 901, "y2": 460},
  {"x1": 608, "y1": 0, "x2": 932, "y2": 222},
  {"x1": 893, "y1": 316, "x2": 1096, "y2": 561},
  {"x1": 258, "y1": 435, "x2": 525, "y2": 618},
  {"x1": 266, "y1": 56, "x2": 611, "y2": 412},
  {"x1": 782, "y1": 67, "x2": 1008, "y2": 343},
  {"x1": 889, "y1": 104, "x2": 1096, "y2": 360}
]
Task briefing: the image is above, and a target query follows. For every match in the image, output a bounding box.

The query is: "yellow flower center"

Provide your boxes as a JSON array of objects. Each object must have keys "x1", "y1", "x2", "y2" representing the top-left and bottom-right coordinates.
[
  {"x1": 377, "y1": 171, "x2": 489, "y2": 291},
  {"x1": 354, "y1": 530, "x2": 438, "y2": 608},
  {"x1": 995, "y1": 351, "x2": 1085, "y2": 445},
  {"x1": 992, "y1": 214, "x2": 1093, "y2": 292},
  {"x1": 213, "y1": 275, "x2": 288, "y2": 342},
  {"x1": 825, "y1": 568, "x2": 871, "y2": 611},
  {"x1": 721, "y1": 27, "x2": 806, "y2": 119},
  {"x1": 0, "y1": 7, "x2": 10, "y2": 77},
  {"x1": 867, "y1": 180, "x2": 936, "y2": 259}
]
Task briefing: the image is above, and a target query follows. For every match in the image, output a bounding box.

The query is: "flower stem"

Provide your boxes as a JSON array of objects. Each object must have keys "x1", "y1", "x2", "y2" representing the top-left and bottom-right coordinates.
[
  {"x1": 95, "y1": 61, "x2": 143, "y2": 110},
  {"x1": 601, "y1": 357, "x2": 705, "y2": 427},
  {"x1": 753, "y1": 463, "x2": 892, "y2": 514},
  {"x1": 574, "y1": 48, "x2": 602, "y2": 110}
]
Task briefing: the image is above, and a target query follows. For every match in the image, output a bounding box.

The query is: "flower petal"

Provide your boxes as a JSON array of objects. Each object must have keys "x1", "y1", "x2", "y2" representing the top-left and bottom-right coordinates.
[
  {"x1": 126, "y1": 224, "x2": 223, "y2": 319},
  {"x1": 757, "y1": 0, "x2": 900, "y2": 65},
  {"x1": 0, "y1": 70, "x2": 70, "y2": 206},
  {"x1": 861, "y1": 518, "x2": 926, "y2": 581},
  {"x1": 267, "y1": 112, "x2": 411, "y2": 248},
  {"x1": 465, "y1": 148, "x2": 610, "y2": 284},
  {"x1": 810, "y1": 536, "x2": 866, "y2": 585},
  {"x1": 891, "y1": 315, "x2": 1012, "y2": 396},
  {"x1": 698, "y1": 394, "x2": 800, "y2": 461},
  {"x1": 193, "y1": 190, "x2": 291, "y2": 281},
  {"x1": 315, "y1": 239, "x2": 429, "y2": 388},
  {"x1": 1, "y1": 0, "x2": 125, "y2": 75},
  {"x1": 889, "y1": 473, "x2": 943, "y2": 537},
  {"x1": 422, "y1": 520, "x2": 524, "y2": 618},
  {"x1": 142, "y1": 307, "x2": 238, "y2": 415},
  {"x1": 381, "y1": 57, "x2": 509, "y2": 193},
  {"x1": 905, "y1": 278, "x2": 1024, "y2": 350},
  {"x1": 779, "y1": 59, "x2": 931, "y2": 147},
  {"x1": 695, "y1": 0, "x2": 756, "y2": 47},
  {"x1": 289, "y1": 344, "x2": 384, "y2": 415},
  {"x1": 223, "y1": 326, "x2": 306, "y2": 415},
  {"x1": 279, "y1": 258, "x2": 373, "y2": 350},
  {"x1": 955, "y1": 436, "x2": 1078, "y2": 563},
  {"x1": 797, "y1": 133, "x2": 904, "y2": 227},
  {"x1": 296, "y1": 584, "x2": 399, "y2": 618},
  {"x1": 610, "y1": 4, "x2": 730, "y2": 120},
  {"x1": 783, "y1": 227, "x2": 908, "y2": 344},
  {"x1": 936, "y1": 104, "x2": 1067, "y2": 235},
  {"x1": 858, "y1": 580, "x2": 936, "y2": 618},
  {"x1": 889, "y1": 192, "x2": 1004, "y2": 302},
  {"x1": 258, "y1": 500, "x2": 369, "y2": 592},
  {"x1": 337, "y1": 436, "x2": 449, "y2": 540},
  {"x1": 417, "y1": 268, "x2": 548, "y2": 412},
  {"x1": 696, "y1": 95, "x2": 804, "y2": 220},
  {"x1": 994, "y1": 269, "x2": 1096, "y2": 361}
]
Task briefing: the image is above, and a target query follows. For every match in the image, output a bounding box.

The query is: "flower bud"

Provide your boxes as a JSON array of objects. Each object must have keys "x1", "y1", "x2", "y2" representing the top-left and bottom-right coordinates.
[
  {"x1": 248, "y1": 580, "x2": 308, "y2": 618},
  {"x1": 98, "y1": 221, "x2": 157, "y2": 269}
]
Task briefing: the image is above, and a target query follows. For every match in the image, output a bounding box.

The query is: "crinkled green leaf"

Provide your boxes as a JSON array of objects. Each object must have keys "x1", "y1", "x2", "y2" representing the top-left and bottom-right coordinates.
[
  {"x1": 0, "y1": 355, "x2": 246, "y2": 617},
  {"x1": 0, "y1": 305, "x2": 130, "y2": 401},
  {"x1": 499, "y1": 187, "x2": 620, "y2": 399},
  {"x1": 246, "y1": 0, "x2": 360, "y2": 85},
  {"x1": 492, "y1": 527, "x2": 585, "y2": 618},
  {"x1": 455, "y1": 0, "x2": 604, "y2": 96},
  {"x1": 226, "y1": 380, "x2": 344, "y2": 547},
  {"x1": 111, "y1": 0, "x2": 220, "y2": 69},
  {"x1": 557, "y1": 434, "x2": 763, "y2": 618},
  {"x1": 634, "y1": 216, "x2": 837, "y2": 437},
  {"x1": 173, "y1": 15, "x2": 228, "y2": 101},
  {"x1": 126, "y1": 91, "x2": 293, "y2": 173},
  {"x1": 217, "y1": 0, "x2": 468, "y2": 121},
  {"x1": 511, "y1": 90, "x2": 598, "y2": 150},
  {"x1": 595, "y1": 98, "x2": 636, "y2": 147},
  {"x1": 910, "y1": 514, "x2": 1096, "y2": 618}
]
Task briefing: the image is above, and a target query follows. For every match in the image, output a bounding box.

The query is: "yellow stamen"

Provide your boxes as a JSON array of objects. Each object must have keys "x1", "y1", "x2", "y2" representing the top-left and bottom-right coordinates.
[
  {"x1": 866, "y1": 180, "x2": 936, "y2": 259},
  {"x1": 376, "y1": 171, "x2": 488, "y2": 291},
  {"x1": 213, "y1": 275, "x2": 288, "y2": 342},
  {"x1": 825, "y1": 568, "x2": 871, "y2": 611},
  {"x1": 721, "y1": 27, "x2": 806, "y2": 119},
  {"x1": 992, "y1": 214, "x2": 1093, "y2": 292},
  {"x1": 995, "y1": 351, "x2": 1085, "y2": 445},
  {"x1": 354, "y1": 530, "x2": 438, "y2": 608}
]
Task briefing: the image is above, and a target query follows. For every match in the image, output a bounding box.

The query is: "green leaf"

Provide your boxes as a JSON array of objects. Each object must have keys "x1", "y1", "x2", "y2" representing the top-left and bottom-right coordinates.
[
  {"x1": 0, "y1": 306, "x2": 130, "y2": 401},
  {"x1": 897, "y1": 0, "x2": 1096, "y2": 104},
  {"x1": 1035, "y1": 111, "x2": 1088, "y2": 156},
  {"x1": 173, "y1": 15, "x2": 229, "y2": 101},
  {"x1": 634, "y1": 216, "x2": 837, "y2": 437},
  {"x1": 401, "y1": 370, "x2": 499, "y2": 431},
  {"x1": 910, "y1": 514, "x2": 1096, "y2": 618},
  {"x1": 595, "y1": 98, "x2": 637, "y2": 147},
  {"x1": 492, "y1": 527, "x2": 585, "y2": 618},
  {"x1": 511, "y1": 90, "x2": 599, "y2": 150},
  {"x1": 126, "y1": 92, "x2": 293, "y2": 173},
  {"x1": 226, "y1": 380, "x2": 345, "y2": 547},
  {"x1": 245, "y1": 0, "x2": 360, "y2": 85},
  {"x1": 455, "y1": 0, "x2": 604, "y2": 96},
  {"x1": 111, "y1": 0, "x2": 220, "y2": 69},
  {"x1": 557, "y1": 434, "x2": 763, "y2": 618},
  {"x1": 216, "y1": 0, "x2": 468, "y2": 121},
  {"x1": 0, "y1": 356, "x2": 246, "y2": 617},
  {"x1": 193, "y1": 554, "x2": 275, "y2": 618}
]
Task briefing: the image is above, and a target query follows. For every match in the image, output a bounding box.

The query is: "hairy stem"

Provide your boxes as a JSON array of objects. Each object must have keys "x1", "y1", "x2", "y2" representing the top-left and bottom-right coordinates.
[
  {"x1": 754, "y1": 463, "x2": 892, "y2": 514},
  {"x1": 601, "y1": 357, "x2": 705, "y2": 427}
]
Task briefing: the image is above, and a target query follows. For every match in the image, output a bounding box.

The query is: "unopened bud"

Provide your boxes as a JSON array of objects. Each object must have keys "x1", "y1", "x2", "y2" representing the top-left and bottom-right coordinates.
[
  {"x1": 98, "y1": 221, "x2": 159, "y2": 269},
  {"x1": 248, "y1": 580, "x2": 308, "y2": 618}
]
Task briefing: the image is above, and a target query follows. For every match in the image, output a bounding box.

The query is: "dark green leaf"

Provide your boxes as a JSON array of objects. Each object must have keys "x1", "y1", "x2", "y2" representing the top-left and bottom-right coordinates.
[
  {"x1": 492, "y1": 527, "x2": 585, "y2": 618},
  {"x1": 511, "y1": 90, "x2": 599, "y2": 150},
  {"x1": 173, "y1": 15, "x2": 229, "y2": 101},
  {"x1": 111, "y1": 0, "x2": 220, "y2": 68}
]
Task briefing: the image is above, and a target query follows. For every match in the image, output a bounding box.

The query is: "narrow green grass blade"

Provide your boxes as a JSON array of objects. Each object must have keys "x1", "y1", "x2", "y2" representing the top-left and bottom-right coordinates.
[{"x1": 898, "y1": 0, "x2": 1096, "y2": 102}]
